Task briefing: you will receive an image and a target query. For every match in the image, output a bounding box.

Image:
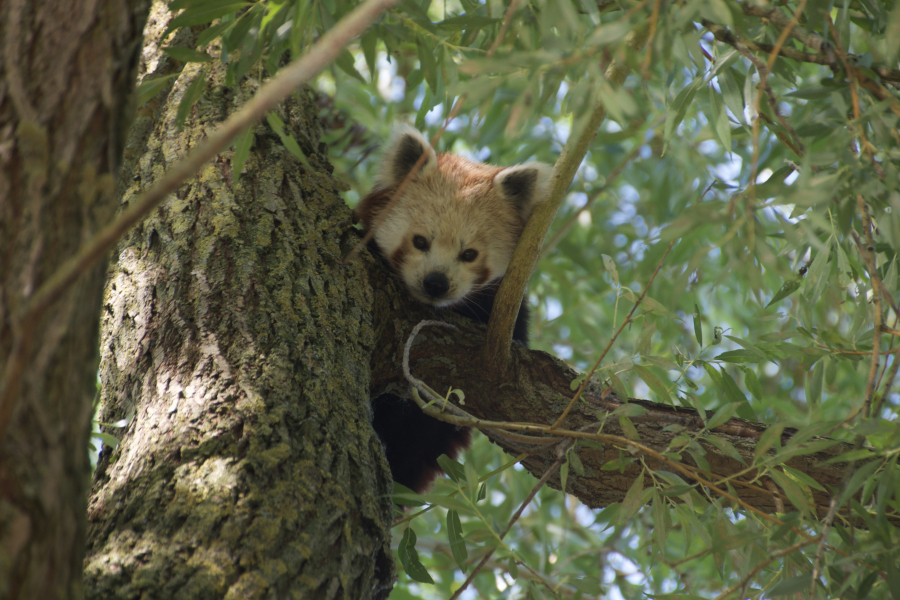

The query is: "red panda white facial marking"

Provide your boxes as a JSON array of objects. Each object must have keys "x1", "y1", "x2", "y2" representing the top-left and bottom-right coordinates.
[{"x1": 356, "y1": 125, "x2": 552, "y2": 307}]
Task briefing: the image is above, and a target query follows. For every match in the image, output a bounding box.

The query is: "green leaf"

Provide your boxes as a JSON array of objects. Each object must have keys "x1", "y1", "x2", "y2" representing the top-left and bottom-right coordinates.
[
  {"x1": 738, "y1": 366, "x2": 763, "y2": 401},
  {"x1": 706, "y1": 402, "x2": 738, "y2": 429},
  {"x1": 619, "y1": 471, "x2": 645, "y2": 524},
  {"x1": 652, "y1": 489, "x2": 668, "y2": 550},
  {"x1": 569, "y1": 373, "x2": 587, "y2": 391},
  {"x1": 162, "y1": 46, "x2": 214, "y2": 63},
  {"x1": 92, "y1": 432, "x2": 120, "y2": 448},
  {"x1": 361, "y1": 28, "x2": 378, "y2": 79},
  {"x1": 703, "y1": 434, "x2": 746, "y2": 465},
  {"x1": 265, "y1": 112, "x2": 310, "y2": 167},
  {"x1": 437, "y1": 454, "x2": 466, "y2": 483},
  {"x1": 664, "y1": 76, "x2": 703, "y2": 151},
  {"x1": 719, "y1": 368, "x2": 755, "y2": 421},
  {"x1": 196, "y1": 20, "x2": 236, "y2": 47},
  {"x1": 400, "y1": 492, "x2": 473, "y2": 513},
  {"x1": 781, "y1": 466, "x2": 826, "y2": 493},
  {"x1": 464, "y1": 460, "x2": 479, "y2": 502},
  {"x1": 507, "y1": 556, "x2": 518, "y2": 580},
  {"x1": 602, "y1": 254, "x2": 619, "y2": 285},
  {"x1": 167, "y1": 2, "x2": 251, "y2": 33},
  {"x1": 687, "y1": 449, "x2": 710, "y2": 473},
  {"x1": 560, "y1": 459, "x2": 569, "y2": 494},
  {"x1": 817, "y1": 448, "x2": 875, "y2": 465},
  {"x1": 612, "y1": 403, "x2": 648, "y2": 418},
  {"x1": 416, "y1": 35, "x2": 438, "y2": 91},
  {"x1": 768, "y1": 469, "x2": 810, "y2": 514},
  {"x1": 437, "y1": 14, "x2": 500, "y2": 29},
  {"x1": 723, "y1": 335, "x2": 773, "y2": 363},
  {"x1": 634, "y1": 365, "x2": 672, "y2": 404},
  {"x1": 622, "y1": 291, "x2": 680, "y2": 319},
  {"x1": 619, "y1": 415, "x2": 640, "y2": 440},
  {"x1": 231, "y1": 125, "x2": 254, "y2": 185},
  {"x1": 335, "y1": 47, "x2": 365, "y2": 83},
  {"x1": 397, "y1": 527, "x2": 434, "y2": 584},
  {"x1": 714, "y1": 350, "x2": 766, "y2": 364},
  {"x1": 609, "y1": 373, "x2": 629, "y2": 402},
  {"x1": 446, "y1": 509, "x2": 468, "y2": 572},
  {"x1": 754, "y1": 424, "x2": 785, "y2": 463},
  {"x1": 857, "y1": 571, "x2": 879, "y2": 600},
  {"x1": 570, "y1": 447, "x2": 585, "y2": 475},
  {"x1": 768, "y1": 574, "x2": 813, "y2": 596},
  {"x1": 136, "y1": 73, "x2": 179, "y2": 106},
  {"x1": 601, "y1": 456, "x2": 635, "y2": 471},
  {"x1": 805, "y1": 361, "x2": 824, "y2": 406},
  {"x1": 803, "y1": 240, "x2": 832, "y2": 300},
  {"x1": 175, "y1": 69, "x2": 207, "y2": 130},
  {"x1": 392, "y1": 482, "x2": 426, "y2": 506},
  {"x1": 717, "y1": 68, "x2": 744, "y2": 125},
  {"x1": 838, "y1": 460, "x2": 881, "y2": 505},
  {"x1": 707, "y1": 84, "x2": 732, "y2": 151},
  {"x1": 766, "y1": 278, "x2": 802, "y2": 307},
  {"x1": 693, "y1": 303, "x2": 703, "y2": 345}
]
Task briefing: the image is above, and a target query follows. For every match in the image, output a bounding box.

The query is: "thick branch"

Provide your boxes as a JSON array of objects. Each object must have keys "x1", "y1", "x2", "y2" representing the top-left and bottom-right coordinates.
[
  {"x1": 482, "y1": 25, "x2": 650, "y2": 373},
  {"x1": 367, "y1": 259, "x2": 868, "y2": 522}
]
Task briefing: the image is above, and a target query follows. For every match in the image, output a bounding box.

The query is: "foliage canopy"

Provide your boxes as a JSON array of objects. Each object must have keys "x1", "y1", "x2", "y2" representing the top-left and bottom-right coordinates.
[{"x1": 149, "y1": 0, "x2": 900, "y2": 597}]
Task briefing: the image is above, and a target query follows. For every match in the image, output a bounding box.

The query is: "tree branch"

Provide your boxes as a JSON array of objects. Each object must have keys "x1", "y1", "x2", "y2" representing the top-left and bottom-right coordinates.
[
  {"x1": 483, "y1": 24, "x2": 651, "y2": 373},
  {"x1": 367, "y1": 261, "x2": 875, "y2": 524}
]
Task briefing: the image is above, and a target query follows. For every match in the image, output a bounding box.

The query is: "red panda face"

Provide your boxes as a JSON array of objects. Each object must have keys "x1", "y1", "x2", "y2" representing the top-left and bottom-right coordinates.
[{"x1": 355, "y1": 125, "x2": 552, "y2": 307}]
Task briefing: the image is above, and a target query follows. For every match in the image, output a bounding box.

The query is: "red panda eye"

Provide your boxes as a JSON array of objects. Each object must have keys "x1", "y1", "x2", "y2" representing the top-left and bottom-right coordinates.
[
  {"x1": 413, "y1": 235, "x2": 429, "y2": 251},
  {"x1": 460, "y1": 249, "x2": 478, "y2": 262}
]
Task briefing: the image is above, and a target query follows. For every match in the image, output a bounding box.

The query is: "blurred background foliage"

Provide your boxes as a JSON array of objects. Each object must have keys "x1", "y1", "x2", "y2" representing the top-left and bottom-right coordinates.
[{"x1": 151, "y1": 0, "x2": 900, "y2": 597}]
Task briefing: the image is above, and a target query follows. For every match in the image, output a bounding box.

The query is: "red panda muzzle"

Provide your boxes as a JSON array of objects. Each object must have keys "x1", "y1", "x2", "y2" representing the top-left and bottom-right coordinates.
[{"x1": 423, "y1": 272, "x2": 449, "y2": 299}]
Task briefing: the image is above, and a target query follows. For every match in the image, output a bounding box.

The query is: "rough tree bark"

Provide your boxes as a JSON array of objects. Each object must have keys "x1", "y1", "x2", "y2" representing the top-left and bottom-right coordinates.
[
  {"x1": 85, "y1": 49, "x2": 394, "y2": 600},
  {"x1": 0, "y1": 1, "x2": 149, "y2": 599}
]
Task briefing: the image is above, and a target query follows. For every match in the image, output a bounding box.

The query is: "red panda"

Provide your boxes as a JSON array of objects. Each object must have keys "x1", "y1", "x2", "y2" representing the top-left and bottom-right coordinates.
[{"x1": 355, "y1": 125, "x2": 551, "y2": 493}]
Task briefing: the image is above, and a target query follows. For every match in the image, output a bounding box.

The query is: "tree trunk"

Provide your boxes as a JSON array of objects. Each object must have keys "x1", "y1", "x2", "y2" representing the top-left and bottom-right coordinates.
[
  {"x1": 85, "y1": 54, "x2": 394, "y2": 599},
  {"x1": 0, "y1": 1, "x2": 149, "y2": 599}
]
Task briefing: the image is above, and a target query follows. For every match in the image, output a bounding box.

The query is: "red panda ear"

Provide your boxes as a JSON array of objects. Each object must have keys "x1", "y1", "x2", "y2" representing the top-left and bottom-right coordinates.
[
  {"x1": 493, "y1": 162, "x2": 552, "y2": 221},
  {"x1": 377, "y1": 124, "x2": 438, "y2": 188}
]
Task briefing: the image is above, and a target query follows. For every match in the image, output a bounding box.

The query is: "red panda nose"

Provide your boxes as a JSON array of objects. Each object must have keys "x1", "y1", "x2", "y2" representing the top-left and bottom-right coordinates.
[{"x1": 423, "y1": 272, "x2": 449, "y2": 298}]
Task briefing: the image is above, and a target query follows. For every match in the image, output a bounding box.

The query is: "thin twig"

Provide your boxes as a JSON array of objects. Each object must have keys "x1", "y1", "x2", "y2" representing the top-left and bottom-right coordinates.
[
  {"x1": 399, "y1": 321, "x2": 867, "y2": 556},
  {"x1": 741, "y1": 4, "x2": 828, "y2": 55},
  {"x1": 549, "y1": 182, "x2": 714, "y2": 431},
  {"x1": 540, "y1": 143, "x2": 644, "y2": 259},
  {"x1": 640, "y1": 0, "x2": 661, "y2": 78},
  {"x1": 484, "y1": 24, "x2": 652, "y2": 372},
  {"x1": 825, "y1": 14, "x2": 872, "y2": 156},
  {"x1": 704, "y1": 5, "x2": 808, "y2": 198},
  {"x1": 704, "y1": 15, "x2": 900, "y2": 117},
  {"x1": 713, "y1": 537, "x2": 821, "y2": 600},
  {"x1": 0, "y1": 0, "x2": 399, "y2": 445},
  {"x1": 850, "y1": 210, "x2": 884, "y2": 419},
  {"x1": 809, "y1": 437, "x2": 867, "y2": 598},
  {"x1": 449, "y1": 447, "x2": 569, "y2": 600},
  {"x1": 764, "y1": 478, "x2": 784, "y2": 514},
  {"x1": 810, "y1": 196, "x2": 886, "y2": 595}
]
